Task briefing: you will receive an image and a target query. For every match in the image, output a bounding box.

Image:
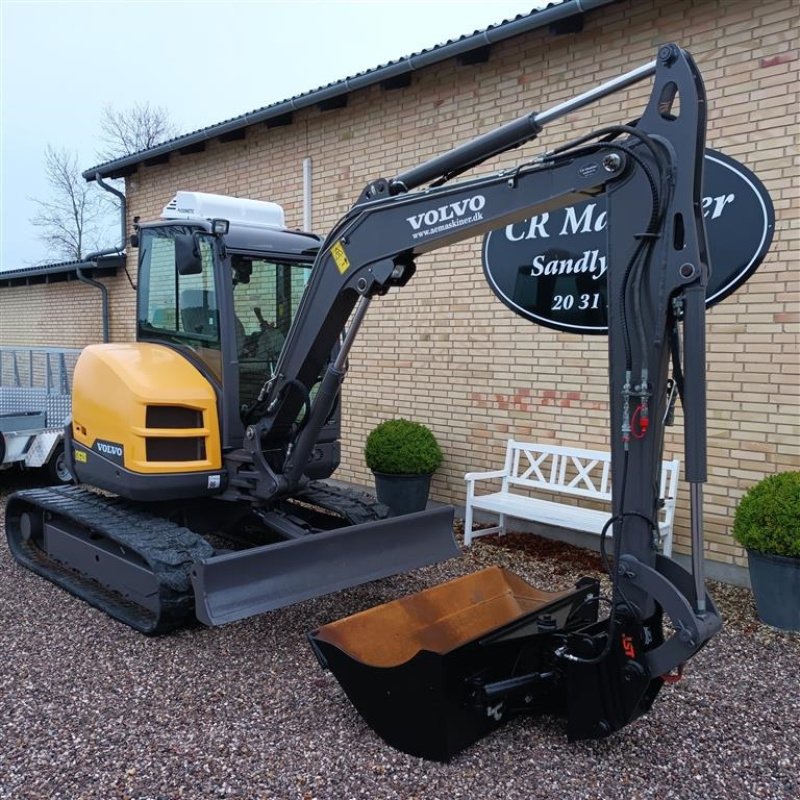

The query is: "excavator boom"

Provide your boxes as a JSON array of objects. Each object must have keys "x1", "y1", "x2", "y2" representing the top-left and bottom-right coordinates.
[{"x1": 306, "y1": 44, "x2": 724, "y2": 758}]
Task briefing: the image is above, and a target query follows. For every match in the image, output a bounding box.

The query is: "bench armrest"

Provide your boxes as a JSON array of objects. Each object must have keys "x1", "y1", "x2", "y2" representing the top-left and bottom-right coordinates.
[
  {"x1": 465, "y1": 469, "x2": 508, "y2": 502},
  {"x1": 464, "y1": 469, "x2": 508, "y2": 483}
]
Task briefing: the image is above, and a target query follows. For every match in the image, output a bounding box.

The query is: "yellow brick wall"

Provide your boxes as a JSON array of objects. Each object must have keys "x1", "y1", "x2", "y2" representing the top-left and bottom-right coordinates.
[
  {"x1": 1, "y1": 0, "x2": 797, "y2": 570},
  {"x1": 0, "y1": 279, "x2": 109, "y2": 346}
]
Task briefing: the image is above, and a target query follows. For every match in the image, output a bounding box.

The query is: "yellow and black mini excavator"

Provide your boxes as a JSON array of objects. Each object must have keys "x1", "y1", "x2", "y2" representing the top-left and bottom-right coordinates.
[{"x1": 8, "y1": 44, "x2": 743, "y2": 753}]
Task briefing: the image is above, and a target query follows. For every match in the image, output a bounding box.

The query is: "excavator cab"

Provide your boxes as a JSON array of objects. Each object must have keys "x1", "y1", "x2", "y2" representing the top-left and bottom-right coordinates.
[
  {"x1": 135, "y1": 195, "x2": 324, "y2": 440},
  {"x1": 64, "y1": 195, "x2": 336, "y2": 500}
]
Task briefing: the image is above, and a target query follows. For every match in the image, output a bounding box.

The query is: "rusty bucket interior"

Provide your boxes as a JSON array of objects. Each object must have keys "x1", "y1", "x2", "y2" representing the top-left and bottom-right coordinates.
[
  {"x1": 312, "y1": 566, "x2": 574, "y2": 666},
  {"x1": 309, "y1": 566, "x2": 598, "y2": 760}
]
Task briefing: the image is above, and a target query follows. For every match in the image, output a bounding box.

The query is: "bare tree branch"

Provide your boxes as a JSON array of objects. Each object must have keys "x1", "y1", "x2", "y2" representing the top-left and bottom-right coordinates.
[
  {"x1": 30, "y1": 105, "x2": 178, "y2": 262},
  {"x1": 30, "y1": 146, "x2": 105, "y2": 261},
  {"x1": 98, "y1": 102, "x2": 178, "y2": 160}
]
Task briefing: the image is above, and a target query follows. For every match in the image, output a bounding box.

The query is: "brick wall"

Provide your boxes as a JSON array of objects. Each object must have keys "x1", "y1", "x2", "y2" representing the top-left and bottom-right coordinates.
[
  {"x1": 0, "y1": 279, "x2": 109, "y2": 347},
  {"x1": 2, "y1": 0, "x2": 797, "y2": 572},
  {"x1": 0, "y1": 269, "x2": 138, "y2": 347}
]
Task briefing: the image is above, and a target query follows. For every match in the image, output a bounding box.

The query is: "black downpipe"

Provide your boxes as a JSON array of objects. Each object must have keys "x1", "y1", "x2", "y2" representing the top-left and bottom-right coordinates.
[
  {"x1": 94, "y1": 175, "x2": 127, "y2": 254},
  {"x1": 76, "y1": 174, "x2": 128, "y2": 343},
  {"x1": 75, "y1": 266, "x2": 109, "y2": 343}
]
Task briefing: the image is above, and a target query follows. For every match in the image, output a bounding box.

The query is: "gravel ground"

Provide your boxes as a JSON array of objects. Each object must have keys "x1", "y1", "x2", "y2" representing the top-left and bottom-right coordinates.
[{"x1": 1, "y1": 472, "x2": 798, "y2": 800}]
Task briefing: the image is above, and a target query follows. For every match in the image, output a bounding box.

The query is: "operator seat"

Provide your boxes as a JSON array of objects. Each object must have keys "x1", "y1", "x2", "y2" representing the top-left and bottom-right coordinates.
[{"x1": 179, "y1": 289, "x2": 219, "y2": 339}]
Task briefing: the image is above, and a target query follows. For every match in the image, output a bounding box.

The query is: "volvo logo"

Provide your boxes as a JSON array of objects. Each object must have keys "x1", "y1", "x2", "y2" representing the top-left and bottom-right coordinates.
[
  {"x1": 95, "y1": 440, "x2": 124, "y2": 460},
  {"x1": 406, "y1": 194, "x2": 486, "y2": 232}
]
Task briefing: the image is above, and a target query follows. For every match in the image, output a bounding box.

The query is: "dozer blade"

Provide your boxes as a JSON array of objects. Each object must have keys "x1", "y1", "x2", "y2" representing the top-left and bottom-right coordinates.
[
  {"x1": 191, "y1": 506, "x2": 458, "y2": 626},
  {"x1": 308, "y1": 566, "x2": 599, "y2": 761}
]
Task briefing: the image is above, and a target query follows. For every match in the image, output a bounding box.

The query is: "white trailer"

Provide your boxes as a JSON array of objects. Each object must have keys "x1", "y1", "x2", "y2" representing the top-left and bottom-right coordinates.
[{"x1": 0, "y1": 347, "x2": 79, "y2": 483}]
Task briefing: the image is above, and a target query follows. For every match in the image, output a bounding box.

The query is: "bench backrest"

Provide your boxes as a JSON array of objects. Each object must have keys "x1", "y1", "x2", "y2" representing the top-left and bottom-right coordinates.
[{"x1": 502, "y1": 440, "x2": 680, "y2": 523}]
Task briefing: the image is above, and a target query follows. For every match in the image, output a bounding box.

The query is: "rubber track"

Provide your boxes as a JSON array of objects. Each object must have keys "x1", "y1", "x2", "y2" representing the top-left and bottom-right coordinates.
[
  {"x1": 5, "y1": 486, "x2": 214, "y2": 635},
  {"x1": 293, "y1": 481, "x2": 390, "y2": 527}
]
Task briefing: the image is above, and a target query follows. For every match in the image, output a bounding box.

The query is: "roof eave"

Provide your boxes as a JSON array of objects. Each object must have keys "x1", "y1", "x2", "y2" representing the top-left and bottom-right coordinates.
[
  {"x1": 83, "y1": 0, "x2": 618, "y2": 182},
  {"x1": 0, "y1": 254, "x2": 125, "y2": 288}
]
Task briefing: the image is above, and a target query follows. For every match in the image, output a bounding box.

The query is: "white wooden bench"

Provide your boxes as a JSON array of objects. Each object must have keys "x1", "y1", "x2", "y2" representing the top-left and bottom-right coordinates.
[{"x1": 464, "y1": 441, "x2": 680, "y2": 557}]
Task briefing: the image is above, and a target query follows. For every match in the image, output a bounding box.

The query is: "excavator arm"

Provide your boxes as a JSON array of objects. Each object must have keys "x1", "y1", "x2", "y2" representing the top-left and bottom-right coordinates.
[
  {"x1": 257, "y1": 46, "x2": 707, "y2": 506},
  {"x1": 304, "y1": 44, "x2": 723, "y2": 758}
]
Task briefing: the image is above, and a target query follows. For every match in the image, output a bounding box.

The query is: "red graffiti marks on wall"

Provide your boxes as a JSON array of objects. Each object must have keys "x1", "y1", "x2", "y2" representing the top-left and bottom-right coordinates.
[{"x1": 469, "y1": 388, "x2": 606, "y2": 412}]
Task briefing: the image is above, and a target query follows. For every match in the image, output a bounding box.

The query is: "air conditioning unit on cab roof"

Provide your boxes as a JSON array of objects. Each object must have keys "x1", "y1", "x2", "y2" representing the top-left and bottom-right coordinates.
[{"x1": 162, "y1": 191, "x2": 286, "y2": 231}]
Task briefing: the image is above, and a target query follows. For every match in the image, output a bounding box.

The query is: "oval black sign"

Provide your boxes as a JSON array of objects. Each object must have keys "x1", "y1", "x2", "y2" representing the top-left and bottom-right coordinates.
[{"x1": 481, "y1": 149, "x2": 775, "y2": 334}]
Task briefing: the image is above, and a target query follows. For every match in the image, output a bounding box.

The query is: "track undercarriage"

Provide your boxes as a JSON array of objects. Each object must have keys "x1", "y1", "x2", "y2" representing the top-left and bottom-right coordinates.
[{"x1": 5, "y1": 482, "x2": 458, "y2": 634}]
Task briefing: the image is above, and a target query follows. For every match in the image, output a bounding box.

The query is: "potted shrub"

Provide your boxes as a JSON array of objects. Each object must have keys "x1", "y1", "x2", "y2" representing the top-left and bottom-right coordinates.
[
  {"x1": 365, "y1": 418, "x2": 443, "y2": 516},
  {"x1": 732, "y1": 471, "x2": 800, "y2": 631}
]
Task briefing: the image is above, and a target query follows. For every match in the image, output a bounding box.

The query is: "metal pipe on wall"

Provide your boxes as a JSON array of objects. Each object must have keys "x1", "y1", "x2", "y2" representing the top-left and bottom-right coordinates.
[
  {"x1": 75, "y1": 266, "x2": 109, "y2": 343},
  {"x1": 75, "y1": 174, "x2": 128, "y2": 343},
  {"x1": 303, "y1": 157, "x2": 313, "y2": 232}
]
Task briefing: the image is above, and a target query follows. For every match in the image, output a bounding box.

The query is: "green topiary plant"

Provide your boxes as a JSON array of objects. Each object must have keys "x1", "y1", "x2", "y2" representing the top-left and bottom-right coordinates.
[
  {"x1": 732, "y1": 471, "x2": 800, "y2": 559},
  {"x1": 365, "y1": 418, "x2": 443, "y2": 476}
]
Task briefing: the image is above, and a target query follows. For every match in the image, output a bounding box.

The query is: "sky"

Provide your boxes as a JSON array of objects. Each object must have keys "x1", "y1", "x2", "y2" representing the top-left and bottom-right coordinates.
[{"x1": 0, "y1": 0, "x2": 547, "y2": 269}]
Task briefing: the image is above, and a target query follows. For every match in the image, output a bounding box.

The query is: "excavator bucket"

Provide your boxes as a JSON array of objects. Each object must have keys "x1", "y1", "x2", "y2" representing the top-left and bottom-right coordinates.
[
  {"x1": 308, "y1": 566, "x2": 599, "y2": 761},
  {"x1": 191, "y1": 506, "x2": 459, "y2": 626}
]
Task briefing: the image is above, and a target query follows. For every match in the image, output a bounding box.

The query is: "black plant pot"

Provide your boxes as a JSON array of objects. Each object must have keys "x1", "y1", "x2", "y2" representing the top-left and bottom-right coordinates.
[
  {"x1": 373, "y1": 472, "x2": 432, "y2": 516},
  {"x1": 746, "y1": 549, "x2": 800, "y2": 631}
]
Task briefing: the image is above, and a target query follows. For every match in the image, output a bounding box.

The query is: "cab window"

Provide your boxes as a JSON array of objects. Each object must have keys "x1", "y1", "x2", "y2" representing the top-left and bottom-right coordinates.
[
  {"x1": 138, "y1": 226, "x2": 218, "y2": 344},
  {"x1": 137, "y1": 226, "x2": 222, "y2": 377},
  {"x1": 232, "y1": 255, "x2": 311, "y2": 412}
]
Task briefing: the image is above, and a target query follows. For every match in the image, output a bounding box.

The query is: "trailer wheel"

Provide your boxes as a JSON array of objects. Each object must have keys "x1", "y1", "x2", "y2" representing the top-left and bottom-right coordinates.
[{"x1": 46, "y1": 444, "x2": 72, "y2": 485}]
